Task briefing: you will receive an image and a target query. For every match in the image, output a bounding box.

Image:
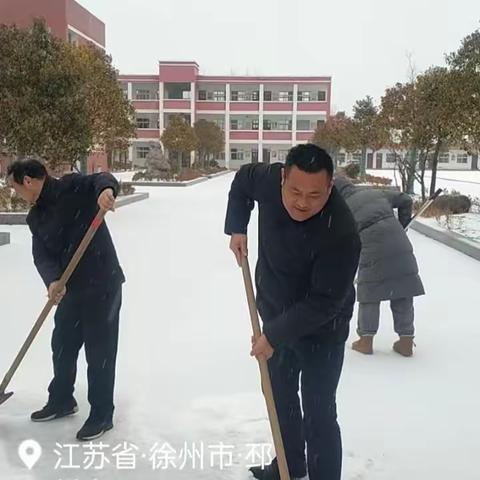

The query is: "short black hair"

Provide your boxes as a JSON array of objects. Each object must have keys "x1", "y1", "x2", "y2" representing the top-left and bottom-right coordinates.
[
  {"x1": 7, "y1": 158, "x2": 47, "y2": 184},
  {"x1": 285, "y1": 144, "x2": 334, "y2": 177}
]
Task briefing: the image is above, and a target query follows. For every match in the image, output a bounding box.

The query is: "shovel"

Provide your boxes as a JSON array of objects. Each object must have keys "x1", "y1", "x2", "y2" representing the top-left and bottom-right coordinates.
[
  {"x1": 0, "y1": 209, "x2": 107, "y2": 406},
  {"x1": 405, "y1": 188, "x2": 443, "y2": 230},
  {"x1": 241, "y1": 256, "x2": 290, "y2": 480}
]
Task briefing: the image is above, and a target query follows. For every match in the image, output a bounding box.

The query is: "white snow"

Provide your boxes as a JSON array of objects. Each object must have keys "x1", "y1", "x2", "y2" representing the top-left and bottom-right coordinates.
[
  {"x1": 1, "y1": 173, "x2": 479, "y2": 479},
  {"x1": 113, "y1": 171, "x2": 137, "y2": 182},
  {"x1": 367, "y1": 169, "x2": 480, "y2": 197}
]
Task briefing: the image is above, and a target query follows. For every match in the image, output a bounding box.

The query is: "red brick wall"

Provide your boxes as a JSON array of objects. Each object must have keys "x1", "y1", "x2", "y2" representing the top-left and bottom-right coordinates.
[
  {"x1": 66, "y1": 0, "x2": 105, "y2": 47},
  {"x1": 0, "y1": 0, "x2": 105, "y2": 47},
  {"x1": 87, "y1": 152, "x2": 109, "y2": 174},
  {"x1": 0, "y1": 0, "x2": 67, "y2": 39}
]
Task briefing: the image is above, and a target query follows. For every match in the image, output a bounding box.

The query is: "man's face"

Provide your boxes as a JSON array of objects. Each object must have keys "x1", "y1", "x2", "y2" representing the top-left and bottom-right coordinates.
[
  {"x1": 281, "y1": 165, "x2": 333, "y2": 222},
  {"x1": 7, "y1": 175, "x2": 42, "y2": 204}
]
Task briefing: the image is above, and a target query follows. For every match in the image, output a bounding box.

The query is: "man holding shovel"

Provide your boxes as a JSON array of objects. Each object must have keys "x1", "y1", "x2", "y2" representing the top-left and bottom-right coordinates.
[
  {"x1": 7, "y1": 157, "x2": 124, "y2": 441},
  {"x1": 225, "y1": 144, "x2": 360, "y2": 480}
]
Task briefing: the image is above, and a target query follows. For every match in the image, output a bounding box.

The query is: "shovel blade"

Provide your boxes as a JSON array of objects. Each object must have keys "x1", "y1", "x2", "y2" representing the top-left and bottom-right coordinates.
[{"x1": 0, "y1": 391, "x2": 13, "y2": 406}]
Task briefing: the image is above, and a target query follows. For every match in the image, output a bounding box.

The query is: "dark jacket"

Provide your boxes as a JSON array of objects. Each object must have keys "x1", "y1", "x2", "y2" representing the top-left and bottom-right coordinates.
[
  {"x1": 26, "y1": 173, "x2": 125, "y2": 295},
  {"x1": 225, "y1": 163, "x2": 361, "y2": 349},
  {"x1": 334, "y1": 176, "x2": 424, "y2": 303}
]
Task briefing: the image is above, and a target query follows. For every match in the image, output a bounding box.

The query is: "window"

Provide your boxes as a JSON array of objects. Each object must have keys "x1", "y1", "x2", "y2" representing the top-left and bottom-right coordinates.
[
  {"x1": 337, "y1": 153, "x2": 346, "y2": 165},
  {"x1": 136, "y1": 146, "x2": 150, "y2": 159},
  {"x1": 231, "y1": 149, "x2": 244, "y2": 160},
  {"x1": 352, "y1": 153, "x2": 362, "y2": 163},
  {"x1": 317, "y1": 119, "x2": 325, "y2": 128},
  {"x1": 439, "y1": 153, "x2": 450, "y2": 163},
  {"x1": 279, "y1": 91, "x2": 293, "y2": 102},
  {"x1": 213, "y1": 91, "x2": 225, "y2": 101},
  {"x1": 386, "y1": 153, "x2": 397, "y2": 164},
  {"x1": 456, "y1": 153, "x2": 468, "y2": 164},
  {"x1": 136, "y1": 118, "x2": 150, "y2": 129},
  {"x1": 376, "y1": 152, "x2": 383, "y2": 165},
  {"x1": 198, "y1": 90, "x2": 207, "y2": 100},
  {"x1": 317, "y1": 91, "x2": 327, "y2": 101},
  {"x1": 135, "y1": 89, "x2": 151, "y2": 100},
  {"x1": 264, "y1": 91, "x2": 272, "y2": 101},
  {"x1": 182, "y1": 91, "x2": 191, "y2": 100},
  {"x1": 119, "y1": 151, "x2": 128, "y2": 163},
  {"x1": 272, "y1": 119, "x2": 292, "y2": 130},
  {"x1": 263, "y1": 120, "x2": 272, "y2": 130},
  {"x1": 278, "y1": 150, "x2": 289, "y2": 162},
  {"x1": 252, "y1": 119, "x2": 259, "y2": 130},
  {"x1": 231, "y1": 119, "x2": 244, "y2": 130},
  {"x1": 298, "y1": 91, "x2": 311, "y2": 102},
  {"x1": 232, "y1": 91, "x2": 259, "y2": 101},
  {"x1": 297, "y1": 120, "x2": 311, "y2": 131}
]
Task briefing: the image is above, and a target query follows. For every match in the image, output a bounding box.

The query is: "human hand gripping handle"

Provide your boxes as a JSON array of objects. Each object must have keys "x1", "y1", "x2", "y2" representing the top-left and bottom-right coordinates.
[
  {"x1": 98, "y1": 188, "x2": 116, "y2": 212},
  {"x1": 230, "y1": 233, "x2": 248, "y2": 267}
]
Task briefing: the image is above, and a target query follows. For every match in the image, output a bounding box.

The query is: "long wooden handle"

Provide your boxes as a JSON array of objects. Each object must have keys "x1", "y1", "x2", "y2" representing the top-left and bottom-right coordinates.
[
  {"x1": 0, "y1": 209, "x2": 107, "y2": 393},
  {"x1": 241, "y1": 256, "x2": 290, "y2": 480}
]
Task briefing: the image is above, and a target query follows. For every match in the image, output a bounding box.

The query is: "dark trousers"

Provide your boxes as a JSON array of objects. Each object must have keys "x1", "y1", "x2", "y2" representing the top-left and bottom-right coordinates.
[
  {"x1": 48, "y1": 286, "x2": 122, "y2": 421},
  {"x1": 268, "y1": 338, "x2": 345, "y2": 480}
]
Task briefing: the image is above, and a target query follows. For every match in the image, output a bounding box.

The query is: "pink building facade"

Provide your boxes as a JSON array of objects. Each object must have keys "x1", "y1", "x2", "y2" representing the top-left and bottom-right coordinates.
[
  {"x1": 119, "y1": 61, "x2": 331, "y2": 169},
  {"x1": 0, "y1": 0, "x2": 108, "y2": 174},
  {"x1": 0, "y1": 0, "x2": 105, "y2": 49}
]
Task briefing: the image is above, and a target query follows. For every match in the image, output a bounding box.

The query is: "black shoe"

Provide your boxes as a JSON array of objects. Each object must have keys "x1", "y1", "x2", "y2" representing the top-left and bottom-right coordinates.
[
  {"x1": 31, "y1": 400, "x2": 79, "y2": 422},
  {"x1": 76, "y1": 415, "x2": 113, "y2": 442},
  {"x1": 249, "y1": 458, "x2": 306, "y2": 480}
]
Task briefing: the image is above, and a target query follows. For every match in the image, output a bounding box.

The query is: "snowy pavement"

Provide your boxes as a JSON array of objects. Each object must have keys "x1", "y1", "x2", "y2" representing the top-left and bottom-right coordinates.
[
  {"x1": 0, "y1": 173, "x2": 479, "y2": 479},
  {"x1": 368, "y1": 169, "x2": 480, "y2": 197}
]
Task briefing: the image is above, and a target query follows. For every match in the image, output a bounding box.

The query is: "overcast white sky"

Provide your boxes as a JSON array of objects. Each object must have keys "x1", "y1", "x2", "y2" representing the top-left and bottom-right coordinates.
[{"x1": 78, "y1": 0, "x2": 479, "y2": 114}]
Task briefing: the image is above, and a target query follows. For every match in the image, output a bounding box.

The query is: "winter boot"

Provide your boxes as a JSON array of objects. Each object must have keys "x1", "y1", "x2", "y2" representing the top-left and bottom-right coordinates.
[
  {"x1": 76, "y1": 412, "x2": 113, "y2": 442},
  {"x1": 393, "y1": 337, "x2": 415, "y2": 357},
  {"x1": 352, "y1": 336, "x2": 374, "y2": 355},
  {"x1": 31, "y1": 399, "x2": 78, "y2": 422},
  {"x1": 249, "y1": 458, "x2": 306, "y2": 480}
]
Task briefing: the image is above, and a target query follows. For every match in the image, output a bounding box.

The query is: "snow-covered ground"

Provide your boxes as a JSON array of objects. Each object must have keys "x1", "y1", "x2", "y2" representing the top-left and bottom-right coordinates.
[
  {"x1": 1, "y1": 173, "x2": 479, "y2": 479},
  {"x1": 367, "y1": 169, "x2": 480, "y2": 197},
  {"x1": 417, "y1": 213, "x2": 480, "y2": 244},
  {"x1": 113, "y1": 171, "x2": 137, "y2": 182}
]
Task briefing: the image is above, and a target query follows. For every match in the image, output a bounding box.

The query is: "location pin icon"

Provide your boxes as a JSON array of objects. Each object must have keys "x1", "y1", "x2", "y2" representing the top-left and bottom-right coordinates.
[{"x1": 18, "y1": 439, "x2": 42, "y2": 470}]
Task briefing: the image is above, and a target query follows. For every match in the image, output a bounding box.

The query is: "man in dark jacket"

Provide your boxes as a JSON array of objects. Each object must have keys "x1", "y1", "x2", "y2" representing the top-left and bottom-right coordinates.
[
  {"x1": 334, "y1": 176, "x2": 424, "y2": 357},
  {"x1": 225, "y1": 144, "x2": 361, "y2": 480},
  {"x1": 7, "y1": 158, "x2": 125, "y2": 441}
]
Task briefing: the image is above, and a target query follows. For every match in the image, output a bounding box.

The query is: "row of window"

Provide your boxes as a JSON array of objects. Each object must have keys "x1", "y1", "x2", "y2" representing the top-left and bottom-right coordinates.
[
  {"x1": 230, "y1": 149, "x2": 289, "y2": 162},
  {"x1": 126, "y1": 88, "x2": 328, "y2": 102},
  {"x1": 198, "y1": 90, "x2": 327, "y2": 102},
  {"x1": 386, "y1": 152, "x2": 469, "y2": 164},
  {"x1": 337, "y1": 152, "x2": 470, "y2": 165},
  {"x1": 136, "y1": 117, "x2": 324, "y2": 131},
  {"x1": 231, "y1": 119, "x2": 293, "y2": 130},
  {"x1": 135, "y1": 146, "x2": 291, "y2": 161},
  {"x1": 136, "y1": 118, "x2": 159, "y2": 129}
]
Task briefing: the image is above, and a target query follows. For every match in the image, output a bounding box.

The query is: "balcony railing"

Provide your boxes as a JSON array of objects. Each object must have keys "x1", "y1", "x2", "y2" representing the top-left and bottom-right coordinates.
[
  {"x1": 231, "y1": 91, "x2": 259, "y2": 102},
  {"x1": 198, "y1": 91, "x2": 226, "y2": 102},
  {"x1": 263, "y1": 91, "x2": 293, "y2": 102},
  {"x1": 297, "y1": 91, "x2": 327, "y2": 102}
]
